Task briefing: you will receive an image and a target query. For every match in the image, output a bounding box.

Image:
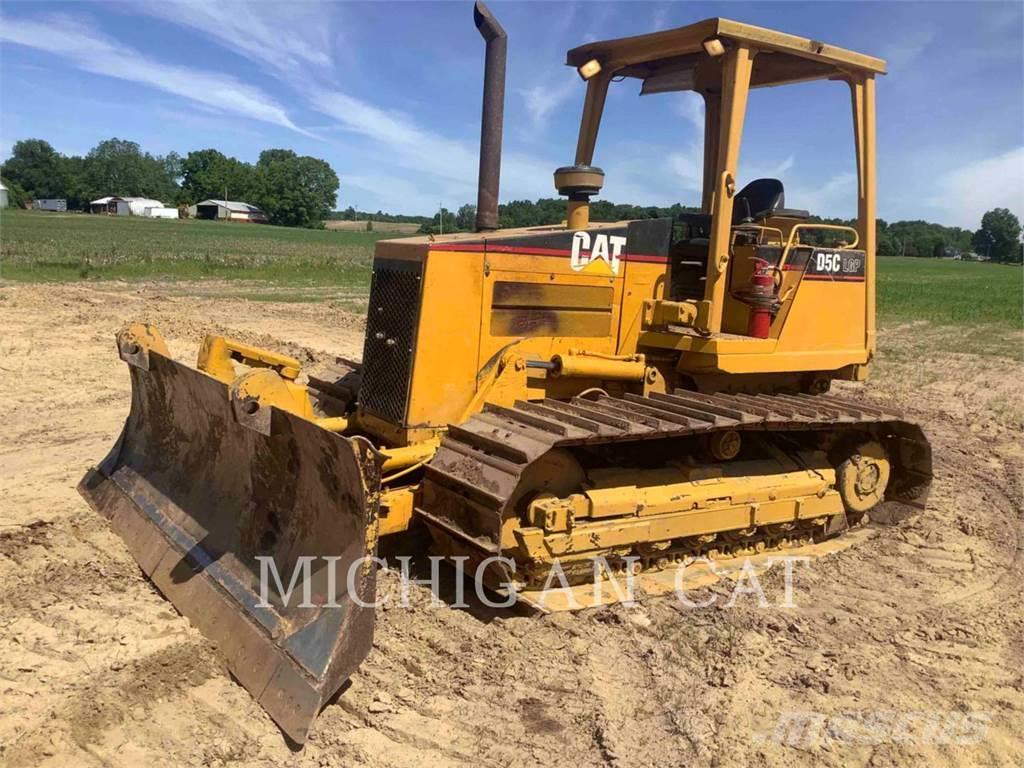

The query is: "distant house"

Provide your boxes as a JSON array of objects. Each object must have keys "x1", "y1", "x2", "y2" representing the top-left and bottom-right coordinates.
[
  {"x1": 90, "y1": 196, "x2": 168, "y2": 216},
  {"x1": 191, "y1": 199, "x2": 268, "y2": 223},
  {"x1": 0, "y1": 181, "x2": 7, "y2": 209},
  {"x1": 34, "y1": 199, "x2": 67, "y2": 212}
]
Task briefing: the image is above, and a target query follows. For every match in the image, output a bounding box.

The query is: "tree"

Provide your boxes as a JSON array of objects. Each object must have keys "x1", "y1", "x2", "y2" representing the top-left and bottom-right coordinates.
[
  {"x1": 973, "y1": 208, "x2": 1021, "y2": 263},
  {"x1": 418, "y1": 207, "x2": 458, "y2": 234},
  {"x1": 179, "y1": 148, "x2": 256, "y2": 206},
  {"x1": 161, "y1": 152, "x2": 183, "y2": 188},
  {"x1": 61, "y1": 155, "x2": 91, "y2": 210},
  {"x1": 455, "y1": 203, "x2": 477, "y2": 231},
  {"x1": 254, "y1": 150, "x2": 339, "y2": 227},
  {"x1": 0, "y1": 139, "x2": 67, "y2": 199},
  {"x1": 81, "y1": 138, "x2": 179, "y2": 203},
  {"x1": 258, "y1": 149, "x2": 298, "y2": 166}
]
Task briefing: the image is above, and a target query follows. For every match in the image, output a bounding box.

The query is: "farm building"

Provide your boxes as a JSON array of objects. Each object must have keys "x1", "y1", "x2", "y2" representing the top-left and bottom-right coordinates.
[
  {"x1": 0, "y1": 181, "x2": 7, "y2": 209},
  {"x1": 89, "y1": 196, "x2": 168, "y2": 216},
  {"x1": 144, "y1": 206, "x2": 179, "y2": 219},
  {"x1": 34, "y1": 199, "x2": 67, "y2": 212},
  {"x1": 90, "y1": 196, "x2": 121, "y2": 214},
  {"x1": 125, "y1": 198, "x2": 167, "y2": 216},
  {"x1": 191, "y1": 199, "x2": 268, "y2": 223}
]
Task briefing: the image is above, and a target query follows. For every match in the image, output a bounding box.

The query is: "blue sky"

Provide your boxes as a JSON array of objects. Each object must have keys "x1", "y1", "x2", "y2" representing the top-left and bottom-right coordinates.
[{"x1": 1, "y1": 1, "x2": 1021, "y2": 227}]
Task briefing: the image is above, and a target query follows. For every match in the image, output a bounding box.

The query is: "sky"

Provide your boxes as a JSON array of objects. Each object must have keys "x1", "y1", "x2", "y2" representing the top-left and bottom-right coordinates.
[{"x1": 1, "y1": 1, "x2": 1021, "y2": 228}]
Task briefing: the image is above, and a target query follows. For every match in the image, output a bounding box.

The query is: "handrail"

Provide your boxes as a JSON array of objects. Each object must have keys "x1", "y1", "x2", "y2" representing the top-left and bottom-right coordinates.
[
  {"x1": 731, "y1": 224, "x2": 785, "y2": 246},
  {"x1": 779, "y1": 224, "x2": 859, "y2": 270}
]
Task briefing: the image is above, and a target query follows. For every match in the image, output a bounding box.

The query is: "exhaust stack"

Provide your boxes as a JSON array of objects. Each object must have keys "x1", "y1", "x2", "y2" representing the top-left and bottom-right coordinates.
[{"x1": 473, "y1": 1, "x2": 506, "y2": 232}]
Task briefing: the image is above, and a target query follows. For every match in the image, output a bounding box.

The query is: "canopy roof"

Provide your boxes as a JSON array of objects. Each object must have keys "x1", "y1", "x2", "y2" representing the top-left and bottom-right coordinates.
[{"x1": 566, "y1": 17, "x2": 886, "y2": 91}]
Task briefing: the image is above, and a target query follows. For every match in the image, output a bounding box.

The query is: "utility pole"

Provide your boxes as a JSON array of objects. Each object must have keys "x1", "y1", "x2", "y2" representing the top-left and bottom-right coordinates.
[{"x1": 439, "y1": 202, "x2": 444, "y2": 235}]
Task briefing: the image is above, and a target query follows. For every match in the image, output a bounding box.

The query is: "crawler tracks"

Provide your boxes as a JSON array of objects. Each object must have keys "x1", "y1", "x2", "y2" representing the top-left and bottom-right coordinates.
[{"x1": 419, "y1": 390, "x2": 933, "y2": 585}]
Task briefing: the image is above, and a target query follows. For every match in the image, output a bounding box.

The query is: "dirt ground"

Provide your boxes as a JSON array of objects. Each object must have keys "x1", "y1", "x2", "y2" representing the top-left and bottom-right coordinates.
[{"x1": 0, "y1": 280, "x2": 1021, "y2": 768}]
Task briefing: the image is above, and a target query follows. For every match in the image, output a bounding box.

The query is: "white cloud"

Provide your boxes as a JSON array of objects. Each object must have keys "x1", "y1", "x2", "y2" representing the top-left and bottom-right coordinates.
[
  {"x1": 133, "y1": 1, "x2": 333, "y2": 81},
  {"x1": 923, "y1": 147, "x2": 1024, "y2": 229},
  {"x1": 788, "y1": 172, "x2": 858, "y2": 219},
  {"x1": 773, "y1": 155, "x2": 795, "y2": 176},
  {"x1": 741, "y1": 154, "x2": 796, "y2": 183},
  {"x1": 668, "y1": 142, "x2": 705, "y2": 193},
  {"x1": 880, "y1": 26, "x2": 937, "y2": 70},
  {"x1": 66, "y1": 0, "x2": 560, "y2": 209},
  {"x1": 518, "y1": 76, "x2": 578, "y2": 130},
  {"x1": 310, "y1": 90, "x2": 477, "y2": 185},
  {"x1": 0, "y1": 15, "x2": 308, "y2": 135},
  {"x1": 310, "y1": 88, "x2": 555, "y2": 208},
  {"x1": 343, "y1": 172, "x2": 438, "y2": 214},
  {"x1": 652, "y1": 4, "x2": 671, "y2": 32},
  {"x1": 676, "y1": 93, "x2": 705, "y2": 134}
]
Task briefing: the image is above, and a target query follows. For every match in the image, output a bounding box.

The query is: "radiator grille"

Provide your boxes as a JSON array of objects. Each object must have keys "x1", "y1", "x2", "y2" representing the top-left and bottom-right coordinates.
[{"x1": 360, "y1": 259, "x2": 423, "y2": 424}]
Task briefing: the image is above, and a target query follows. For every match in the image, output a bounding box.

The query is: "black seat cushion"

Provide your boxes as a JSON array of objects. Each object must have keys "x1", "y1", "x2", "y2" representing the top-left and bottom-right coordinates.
[{"x1": 733, "y1": 178, "x2": 785, "y2": 224}]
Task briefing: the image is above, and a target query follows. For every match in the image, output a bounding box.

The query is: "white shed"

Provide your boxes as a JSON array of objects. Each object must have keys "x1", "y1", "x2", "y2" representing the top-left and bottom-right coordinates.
[
  {"x1": 144, "y1": 207, "x2": 179, "y2": 219},
  {"x1": 0, "y1": 181, "x2": 8, "y2": 209},
  {"x1": 123, "y1": 198, "x2": 166, "y2": 216}
]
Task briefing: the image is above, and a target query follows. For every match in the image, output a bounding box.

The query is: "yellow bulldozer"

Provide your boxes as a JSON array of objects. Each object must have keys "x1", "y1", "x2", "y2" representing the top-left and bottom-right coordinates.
[{"x1": 80, "y1": 3, "x2": 931, "y2": 744}]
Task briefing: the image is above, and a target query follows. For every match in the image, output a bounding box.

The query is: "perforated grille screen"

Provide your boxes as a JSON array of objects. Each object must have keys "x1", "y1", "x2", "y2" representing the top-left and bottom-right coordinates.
[{"x1": 359, "y1": 259, "x2": 423, "y2": 424}]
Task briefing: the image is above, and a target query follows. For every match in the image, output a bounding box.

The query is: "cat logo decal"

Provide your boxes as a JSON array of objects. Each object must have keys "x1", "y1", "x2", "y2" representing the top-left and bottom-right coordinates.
[{"x1": 570, "y1": 232, "x2": 627, "y2": 275}]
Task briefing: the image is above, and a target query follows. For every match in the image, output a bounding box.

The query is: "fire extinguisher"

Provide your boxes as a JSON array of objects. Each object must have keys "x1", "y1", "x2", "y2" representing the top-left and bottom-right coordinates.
[{"x1": 734, "y1": 258, "x2": 781, "y2": 339}]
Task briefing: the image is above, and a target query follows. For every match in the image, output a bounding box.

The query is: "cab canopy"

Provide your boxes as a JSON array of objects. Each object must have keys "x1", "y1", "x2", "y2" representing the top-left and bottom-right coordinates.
[
  {"x1": 566, "y1": 17, "x2": 885, "y2": 92},
  {"x1": 560, "y1": 18, "x2": 885, "y2": 336}
]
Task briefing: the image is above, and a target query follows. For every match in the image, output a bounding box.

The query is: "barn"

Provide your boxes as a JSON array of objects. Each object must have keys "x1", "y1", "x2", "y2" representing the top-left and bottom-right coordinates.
[
  {"x1": 90, "y1": 196, "x2": 121, "y2": 214},
  {"x1": 90, "y1": 196, "x2": 168, "y2": 216},
  {"x1": 192, "y1": 199, "x2": 268, "y2": 223}
]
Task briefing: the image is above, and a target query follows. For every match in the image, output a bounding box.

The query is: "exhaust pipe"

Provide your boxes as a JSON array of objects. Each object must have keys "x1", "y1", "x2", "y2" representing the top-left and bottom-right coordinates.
[{"x1": 473, "y1": 1, "x2": 506, "y2": 232}]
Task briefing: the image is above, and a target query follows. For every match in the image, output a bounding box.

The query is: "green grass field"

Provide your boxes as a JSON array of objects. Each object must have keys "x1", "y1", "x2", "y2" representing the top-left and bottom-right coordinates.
[
  {"x1": 2, "y1": 208, "x2": 1020, "y2": 340},
  {"x1": 876, "y1": 256, "x2": 1021, "y2": 330},
  {"x1": 0, "y1": 209, "x2": 392, "y2": 288}
]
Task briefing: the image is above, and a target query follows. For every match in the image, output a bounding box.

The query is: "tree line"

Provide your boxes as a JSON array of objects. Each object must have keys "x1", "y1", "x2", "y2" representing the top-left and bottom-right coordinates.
[
  {"x1": 2, "y1": 136, "x2": 1019, "y2": 260},
  {"x1": 330, "y1": 207, "x2": 431, "y2": 225},
  {"x1": 1, "y1": 138, "x2": 339, "y2": 228},
  {"x1": 419, "y1": 200, "x2": 1022, "y2": 263}
]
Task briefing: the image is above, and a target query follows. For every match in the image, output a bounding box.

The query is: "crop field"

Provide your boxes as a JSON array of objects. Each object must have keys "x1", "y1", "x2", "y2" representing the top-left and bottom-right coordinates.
[
  {"x1": 0, "y1": 209, "x2": 392, "y2": 288},
  {"x1": 876, "y1": 256, "x2": 1022, "y2": 331}
]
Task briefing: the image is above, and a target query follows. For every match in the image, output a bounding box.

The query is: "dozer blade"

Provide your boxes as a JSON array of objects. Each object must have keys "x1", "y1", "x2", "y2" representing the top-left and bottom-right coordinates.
[{"x1": 79, "y1": 342, "x2": 381, "y2": 744}]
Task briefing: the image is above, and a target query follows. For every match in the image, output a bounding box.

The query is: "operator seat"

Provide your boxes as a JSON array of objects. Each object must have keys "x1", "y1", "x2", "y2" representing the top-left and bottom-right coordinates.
[
  {"x1": 669, "y1": 179, "x2": 810, "y2": 300},
  {"x1": 732, "y1": 179, "x2": 810, "y2": 224}
]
